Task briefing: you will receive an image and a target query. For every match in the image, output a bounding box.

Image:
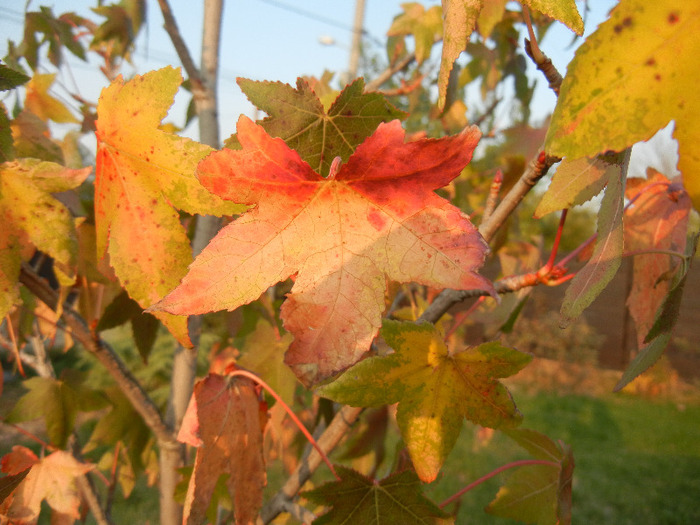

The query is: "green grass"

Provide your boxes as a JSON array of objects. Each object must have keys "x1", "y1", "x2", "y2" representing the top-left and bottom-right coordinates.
[{"x1": 427, "y1": 391, "x2": 700, "y2": 524}]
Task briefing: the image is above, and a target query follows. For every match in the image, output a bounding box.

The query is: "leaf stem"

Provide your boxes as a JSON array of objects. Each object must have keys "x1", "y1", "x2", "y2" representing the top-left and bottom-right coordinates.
[
  {"x1": 229, "y1": 369, "x2": 340, "y2": 480},
  {"x1": 438, "y1": 459, "x2": 559, "y2": 509}
]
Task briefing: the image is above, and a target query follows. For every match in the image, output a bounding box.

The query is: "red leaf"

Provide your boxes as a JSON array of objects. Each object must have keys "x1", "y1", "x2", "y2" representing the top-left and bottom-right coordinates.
[
  {"x1": 155, "y1": 116, "x2": 493, "y2": 386},
  {"x1": 624, "y1": 171, "x2": 691, "y2": 345},
  {"x1": 178, "y1": 374, "x2": 267, "y2": 525}
]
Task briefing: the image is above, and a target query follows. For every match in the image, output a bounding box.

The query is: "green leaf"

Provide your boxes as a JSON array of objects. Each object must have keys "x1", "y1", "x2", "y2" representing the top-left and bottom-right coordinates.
[
  {"x1": 439, "y1": 0, "x2": 484, "y2": 110},
  {"x1": 614, "y1": 233, "x2": 698, "y2": 391},
  {"x1": 521, "y1": 0, "x2": 583, "y2": 35},
  {"x1": 6, "y1": 376, "x2": 105, "y2": 448},
  {"x1": 22, "y1": 7, "x2": 87, "y2": 69},
  {"x1": 561, "y1": 158, "x2": 626, "y2": 323},
  {"x1": 303, "y1": 466, "x2": 452, "y2": 525},
  {"x1": 535, "y1": 155, "x2": 619, "y2": 218},
  {"x1": 0, "y1": 64, "x2": 31, "y2": 91},
  {"x1": 487, "y1": 428, "x2": 574, "y2": 525},
  {"x1": 232, "y1": 77, "x2": 406, "y2": 176},
  {"x1": 97, "y1": 290, "x2": 159, "y2": 361},
  {"x1": 387, "y1": 3, "x2": 443, "y2": 64},
  {"x1": 316, "y1": 320, "x2": 530, "y2": 482},
  {"x1": 0, "y1": 104, "x2": 12, "y2": 162},
  {"x1": 85, "y1": 387, "x2": 151, "y2": 475},
  {"x1": 545, "y1": 0, "x2": 700, "y2": 210}
]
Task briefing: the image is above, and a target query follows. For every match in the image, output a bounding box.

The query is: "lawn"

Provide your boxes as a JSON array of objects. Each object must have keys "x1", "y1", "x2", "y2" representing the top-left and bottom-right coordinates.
[{"x1": 427, "y1": 389, "x2": 700, "y2": 524}]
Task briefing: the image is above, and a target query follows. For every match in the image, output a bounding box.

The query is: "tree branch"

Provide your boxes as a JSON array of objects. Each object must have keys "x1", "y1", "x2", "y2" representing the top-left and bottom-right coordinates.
[
  {"x1": 419, "y1": 150, "x2": 559, "y2": 323},
  {"x1": 260, "y1": 405, "x2": 363, "y2": 523},
  {"x1": 18, "y1": 263, "x2": 179, "y2": 450},
  {"x1": 155, "y1": 0, "x2": 203, "y2": 88},
  {"x1": 364, "y1": 52, "x2": 415, "y2": 92}
]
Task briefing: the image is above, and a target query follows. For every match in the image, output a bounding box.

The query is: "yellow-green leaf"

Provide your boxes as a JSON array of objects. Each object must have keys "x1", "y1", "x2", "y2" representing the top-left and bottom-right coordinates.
[
  {"x1": 521, "y1": 0, "x2": 583, "y2": 35},
  {"x1": 25, "y1": 73, "x2": 78, "y2": 124},
  {"x1": 534, "y1": 155, "x2": 619, "y2": 218},
  {"x1": 545, "y1": 0, "x2": 700, "y2": 210},
  {"x1": 561, "y1": 159, "x2": 626, "y2": 323},
  {"x1": 0, "y1": 159, "x2": 90, "y2": 317},
  {"x1": 439, "y1": 0, "x2": 484, "y2": 110},
  {"x1": 95, "y1": 66, "x2": 244, "y2": 346},
  {"x1": 387, "y1": 3, "x2": 443, "y2": 64},
  {"x1": 316, "y1": 320, "x2": 530, "y2": 482}
]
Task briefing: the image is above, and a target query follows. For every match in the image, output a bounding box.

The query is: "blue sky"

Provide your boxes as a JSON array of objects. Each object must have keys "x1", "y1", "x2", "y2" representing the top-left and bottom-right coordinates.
[
  {"x1": 1, "y1": 1, "x2": 603, "y2": 134},
  {"x1": 0, "y1": 0, "x2": 678, "y2": 178}
]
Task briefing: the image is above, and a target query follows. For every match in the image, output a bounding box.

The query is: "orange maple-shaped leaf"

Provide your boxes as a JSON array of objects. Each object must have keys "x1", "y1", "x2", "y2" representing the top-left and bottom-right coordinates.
[
  {"x1": 0, "y1": 446, "x2": 93, "y2": 523},
  {"x1": 155, "y1": 116, "x2": 492, "y2": 385},
  {"x1": 177, "y1": 373, "x2": 267, "y2": 525}
]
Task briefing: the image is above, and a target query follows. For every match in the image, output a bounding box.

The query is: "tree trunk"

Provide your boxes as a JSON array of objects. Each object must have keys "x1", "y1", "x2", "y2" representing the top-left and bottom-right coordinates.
[{"x1": 159, "y1": 1, "x2": 225, "y2": 524}]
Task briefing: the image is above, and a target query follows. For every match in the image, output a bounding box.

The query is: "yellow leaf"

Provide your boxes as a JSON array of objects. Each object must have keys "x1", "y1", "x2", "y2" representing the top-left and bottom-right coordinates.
[
  {"x1": 546, "y1": 1, "x2": 700, "y2": 210},
  {"x1": 25, "y1": 73, "x2": 78, "y2": 124}
]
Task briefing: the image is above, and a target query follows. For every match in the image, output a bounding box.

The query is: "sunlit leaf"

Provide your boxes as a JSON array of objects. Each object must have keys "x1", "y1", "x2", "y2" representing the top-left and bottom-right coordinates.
[
  {"x1": 316, "y1": 320, "x2": 530, "y2": 481},
  {"x1": 233, "y1": 77, "x2": 406, "y2": 176},
  {"x1": 154, "y1": 116, "x2": 492, "y2": 387},
  {"x1": 95, "y1": 66, "x2": 244, "y2": 347},
  {"x1": 545, "y1": 0, "x2": 700, "y2": 210}
]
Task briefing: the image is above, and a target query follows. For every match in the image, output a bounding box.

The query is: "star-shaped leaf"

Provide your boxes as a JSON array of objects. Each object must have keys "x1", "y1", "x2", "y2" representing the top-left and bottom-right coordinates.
[
  {"x1": 232, "y1": 77, "x2": 406, "y2": 176},
  {"x1": 303, "y1": 466, "x2": 452, "y2": 525},
  {"x1": 316, "y1": 320, "x2": 531, "y2": 482},
  {"x1": 0, "y1": 158, "x2": 90, "y2": 318},
  {"x1": 95, "y1": 66, "x2": 244, "y2": 346},
  {"x1": 545, "y1": 0, "x2": 700, "y2": 210},
  {"x1": 154, "y1": 116, "x2": 493, "y2": 386},
  {"x1": 487, "y1": 428, "x2": 574, "y2": 525}
]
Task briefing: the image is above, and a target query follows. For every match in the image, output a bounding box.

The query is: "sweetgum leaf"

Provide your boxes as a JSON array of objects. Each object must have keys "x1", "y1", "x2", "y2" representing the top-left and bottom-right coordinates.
[
  {"x1": 237, "y1": 318, "x2": 297, "y2": 406},
  {"x1": 6, "y1": 376, "x2": 105, "y2": 448},
  {"x1": 95, "y1": 66, "x2": 244, "y2": 347},
  {"x1": 0, "y1": 448, "x2": 93, "y2": 523},
  {"x1": 303, "y1": 465, "x2": 452, "y2": 525},
  {"x1": 624, "y1": 172, "x2": 691, "y2": 345},
  {"x1": 545, "y1": 0, "x2": 700, "y2": 210},
  {"x1": 387, "y1": 3, "x2": 443, "y2": 64},
  {"x1": 535, "y1": 155, "x2": 618, "y2": 218},
  {"x1": 177, "y1": 374, "x2": 267, "y2": 525},
  {"x1": 25, "y1": 73, "x2": 78, "y2": 123},
  {"x1": 0, "y1": 159, "x2": 90, "y2": 318},
  {"x1": 561, "y1": 158, "x2": 626, "y2": 323},
  {"x1": 316, "y1": 320, "x2": 530, "y2": 482},
  {"x1": 487, "y1": 429, "x2": 574, "y2": 525},
  {"x1": 439, "y1": 0, "x2": 483, "y2": 110},
  {"x1": 0, "y1": 64, "x2": 30, "y2": 91},
  {"x1": 155, "y1": 116, "x2": 492, "y2": 386},
  {"x1": 521, "y1": 0, "x2": 583, "y2": 35},
  {"x1": 234, "y1": 77, "x2": 406, "y2": 176}
]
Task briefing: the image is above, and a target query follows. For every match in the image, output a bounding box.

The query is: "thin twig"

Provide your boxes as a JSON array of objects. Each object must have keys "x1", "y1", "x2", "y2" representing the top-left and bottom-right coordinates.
[
  {"x1": 438, "y1": 459, "x2": 559, "y2": 509},
  {"x1": 419, "y1": 150, "x2": 559, "y2": 324},
  {"x1": 18, "y1": 263, "x2": 180, "y2": 450},
  {"x1": 524, "y1": 38, "x2": 563, "y2": 96},
  {"x1": 155, "y1": 0, "x2": 203, "y2": 89},
  {"x1": 230, "y1": 369, "x2": 339, "y2": 480},
  {"x1": 260, "y1": 405, "x2": 363, "y2": 524},
  {"x1": 364, "y1": 52, "x2": 416, "y2": 92}
]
